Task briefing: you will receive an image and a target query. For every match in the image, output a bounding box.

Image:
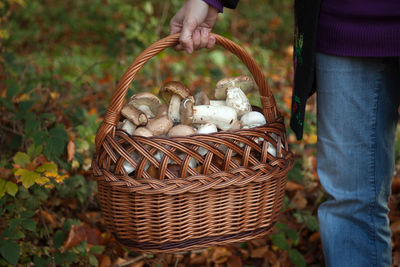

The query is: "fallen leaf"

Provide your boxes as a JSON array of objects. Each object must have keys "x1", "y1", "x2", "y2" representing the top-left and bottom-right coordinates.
[
  {"x1": 286, "y1": 181, "x2": 304, "y2": 192},
  {"x1": 308, "y1": 231, "x2": 320, "y2": 243},
  {"x1": 391, "y1": 220, "x2": 400, "y2": 234},
  {"x1": 227, "y1": 255, "x2": 242, "y2": 267},
  {"x1": 39, "y1": 210, "x2": 55, "y2": 225},
  {"x1": 99, "y1": 255, "x2": 111, "y2": 267},
  {"x1": 292, "y1": 190, "x2": 307, "y2": 209},
  {"x1": 392, "y1": 177, "x2": 400, "y2": 194},
  {"x1": 63, "y1": 223, "x2": 103, "y2": 250},
  {"x1": 67, "y1": 140, "x2": 75, "y2": 162},
  {"x1": 190, "y1": 252, "x2": 207, "y2": 265},
  {"x1": 212, "y1": 247, "x2": 232, "y2": 264},
  {"x1": 129, "y1": 261, "x2": 144, "y2": 267},
  {"x1": 250, "y1": 246, "x2": 269, "y2": 259}
]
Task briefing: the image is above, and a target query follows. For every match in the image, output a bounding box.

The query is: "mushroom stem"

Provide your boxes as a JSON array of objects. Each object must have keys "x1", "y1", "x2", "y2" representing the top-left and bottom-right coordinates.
[
  {"x1": 121, "y1": 105, "x2": 148, "y2": 126},
  {"x1": 168, "y1": 94, "x2": 182, "y2": 123},
  {"x1": 192, "y1": 105, "x2": 238, "y2": 131},
  {"x1": 209, "y1": 100, "x2": 226, "y2": 106}
]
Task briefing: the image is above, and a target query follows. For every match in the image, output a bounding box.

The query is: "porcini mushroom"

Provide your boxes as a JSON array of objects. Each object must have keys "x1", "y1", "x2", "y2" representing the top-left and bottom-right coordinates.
[
  {"x1": 196, "y1": 123, "x2": 218, "y2": 156},
  {"x1": 194, "y1": 91, "x2": 210, "y2": 105},
  {"x1": 167, "y1": 124, "x2": 196, "y2": 137},
  {"x1": 120, "y1": 119, "x2": 137, "y2": 135},
  {"x1": 159, "y1": 81, "x2": 194, "y2": 123},
  {"x1": 180, "y1": 98, "x2": 238, "y2": 131},
  {"x1": 215, "y1": 75, "x2": 256, "y2": 100},
  {"x1": 225, "y1": 87, "x2": 252, "y2": 117},
  {"x1": 156, "y1": 104, "x2": 169, "y2": 117},
  {"x1": 146, "y1": 115, "x2": 173, "y2": 136},
  {"x1": 240, "y1": 111, "x2": 266, "y2": 128},
  {"x1": 133, "y1": 127, "x2": 153, "y2": 137},
  {"x1": 121, "y1": 104, "x2": 148, "y2": 126},
  {"x1": 128, "y1": 92, "x2": 162, "y2": 119}
]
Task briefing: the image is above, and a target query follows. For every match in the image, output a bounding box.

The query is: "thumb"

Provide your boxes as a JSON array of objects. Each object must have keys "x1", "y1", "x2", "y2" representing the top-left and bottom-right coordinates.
[{"x1": 180, "y1": 18, "x2": 198, "y2": 54}]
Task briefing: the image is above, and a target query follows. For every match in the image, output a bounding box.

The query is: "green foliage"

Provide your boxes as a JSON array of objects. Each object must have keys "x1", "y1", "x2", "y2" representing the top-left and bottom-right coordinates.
[{"x1": 0, "y1": 0, "x2": 317, "y2": 265}]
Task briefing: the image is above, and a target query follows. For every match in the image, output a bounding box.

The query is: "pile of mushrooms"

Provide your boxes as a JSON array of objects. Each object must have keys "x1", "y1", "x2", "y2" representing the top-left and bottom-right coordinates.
[{"x1": 118, "y1": 76, "x2": 279, "y2": 175}]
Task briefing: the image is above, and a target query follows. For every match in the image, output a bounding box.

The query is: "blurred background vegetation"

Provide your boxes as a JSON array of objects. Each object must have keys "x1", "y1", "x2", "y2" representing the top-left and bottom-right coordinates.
[{"x1": 1, "y1": 0, "x2": 399, "y2": 266}]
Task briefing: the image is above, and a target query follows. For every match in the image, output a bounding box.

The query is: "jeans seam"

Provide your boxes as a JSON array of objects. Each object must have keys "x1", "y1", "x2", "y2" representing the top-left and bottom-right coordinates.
[{"x1": 369, "y1": 71, "x2": 381, "y2": 267}]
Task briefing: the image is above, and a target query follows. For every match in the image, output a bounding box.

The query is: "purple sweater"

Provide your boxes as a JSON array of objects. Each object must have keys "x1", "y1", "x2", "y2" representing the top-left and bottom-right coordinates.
[
  {"x1": 205, "y1": 0, "x2": 400, "y2": 57},
  {"x1": 317, "y1": 0, "x2": 400, "y2": 56}
]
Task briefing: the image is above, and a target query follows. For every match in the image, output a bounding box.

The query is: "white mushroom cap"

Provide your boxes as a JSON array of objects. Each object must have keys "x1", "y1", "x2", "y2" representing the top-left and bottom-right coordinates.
[
  {"x1": 225, "y1": 87, "x2": 252, "y2": 117},
  {"x1": 240, "y1": 111, "x2": 266, "y2": 128},
  {"x1": 196, "y1": 123, "x2": 218, "y2": 134},
  {"x1": 196, "y1": 124, "x2": 218, "y2": 157},
  {"x1": 167, "y1": 125, "x2": 196, "y2": 137}
]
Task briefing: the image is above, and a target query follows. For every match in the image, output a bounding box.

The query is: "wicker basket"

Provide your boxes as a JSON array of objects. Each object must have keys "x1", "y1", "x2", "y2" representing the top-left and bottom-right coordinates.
[{"x1": 92, "y1": 33, "x2": 294, "y2": 253}]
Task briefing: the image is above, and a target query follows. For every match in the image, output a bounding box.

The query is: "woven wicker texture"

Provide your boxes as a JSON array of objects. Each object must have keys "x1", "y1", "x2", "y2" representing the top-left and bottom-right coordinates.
[{"x1": 92, "y1": 33, "x2": 294, "y2": 253}]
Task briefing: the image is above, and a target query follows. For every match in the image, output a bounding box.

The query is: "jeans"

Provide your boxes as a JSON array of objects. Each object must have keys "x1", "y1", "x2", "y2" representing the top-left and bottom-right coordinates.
[{"x1": 316, "y1": 53, "x2": 400, "y2": 266}]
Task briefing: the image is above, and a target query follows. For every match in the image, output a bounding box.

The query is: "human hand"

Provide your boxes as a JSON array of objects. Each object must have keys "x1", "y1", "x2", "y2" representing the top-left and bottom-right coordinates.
[{"x1": 170, "y1": 0, "x2": 218, "y2": 54}]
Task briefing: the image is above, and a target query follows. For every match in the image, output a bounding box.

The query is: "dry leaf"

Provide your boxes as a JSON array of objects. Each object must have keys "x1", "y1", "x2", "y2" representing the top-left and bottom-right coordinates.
[
  {"x1": 63, "y1": 223, "x2": 103, "y2": 250},
  {"x1": 250, "y1": 246, "x2": 268, "y2": 259},
  {"x1": 292, "y1": 190, "x2": 307, "y2": 209},
  {"x1": 40, "y1": 210, "x2": 55, "y2": 225},
  {"x1": 308, "y1": 231, "x2": 320, "y2": 243},
  {"x1": 190, "y1": 252, "x2": 207, "y2": 265},
  {"x1": 129, "y1": 261, "x2": 144, "y2": 267},
  {"x1": 392, "y1": 177, "x2": 400, "y2": 194},
  {"x1": 286, "y1": 181, "x2": 304, "y2": 192},
  {"x1": 99, "y1": 255, "x2": 111, "y2": 267},
  {"x1": 212, "y1": 247, "x2": 232, "y2": 264},
  {"x1": 391, "y1": 220, "x2": 400, "y2": 234},
  {"x1": 67, "y1": 140, "x2": 75, "y2": 162},
  {"x1": 227, "y1": 255, "x2": 243, "y2": 267}
]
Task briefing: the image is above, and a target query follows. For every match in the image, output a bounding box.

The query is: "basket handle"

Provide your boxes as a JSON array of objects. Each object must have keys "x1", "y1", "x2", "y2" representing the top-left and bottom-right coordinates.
[{"x1": 95, "y1": 33, "x2": 278, "y2": 151}]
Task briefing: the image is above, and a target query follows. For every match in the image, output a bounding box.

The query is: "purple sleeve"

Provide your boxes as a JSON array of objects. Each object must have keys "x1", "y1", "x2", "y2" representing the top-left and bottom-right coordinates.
[{"x1": 203, "y1": 0, "x2": 224, "y2": 13}]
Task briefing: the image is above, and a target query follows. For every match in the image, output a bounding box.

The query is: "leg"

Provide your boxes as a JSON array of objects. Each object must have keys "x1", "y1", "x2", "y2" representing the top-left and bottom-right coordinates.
[{"x1": 316, "y1": 53, "x2": 400, "y2": 267}]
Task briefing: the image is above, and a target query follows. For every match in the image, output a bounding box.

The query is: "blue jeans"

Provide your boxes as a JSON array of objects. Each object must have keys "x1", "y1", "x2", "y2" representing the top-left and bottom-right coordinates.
[{"x1": 316, "y1": 53, "x2": 400, "y2": 266}]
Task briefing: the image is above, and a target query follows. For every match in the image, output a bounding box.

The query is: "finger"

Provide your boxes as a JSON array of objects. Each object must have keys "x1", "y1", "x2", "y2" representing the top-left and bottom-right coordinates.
[
  {"x1": 180, "y1": 18, "x2": 197, "y2": 54},
  {"x1": 199, "y1": 28, "x2": 210, "y2": 49},
  {"x1": 193, "y1": 29, "x2": 201, "y2": 50},
  {"x1": 206, "y1": 34, "x2": 216, "y2": 49},
  {"x1": 174, "y1": 43, "x2": 184, "y2": 51}
]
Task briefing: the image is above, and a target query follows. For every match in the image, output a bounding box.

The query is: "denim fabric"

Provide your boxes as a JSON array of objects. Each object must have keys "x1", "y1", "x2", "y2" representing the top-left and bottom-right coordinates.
[{"x1": 316, "y1": 53, "x2": 400, "y2": 267}]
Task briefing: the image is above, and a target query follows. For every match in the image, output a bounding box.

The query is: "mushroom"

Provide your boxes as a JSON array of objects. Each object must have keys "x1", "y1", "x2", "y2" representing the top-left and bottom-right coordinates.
[
  {"x1": 167, "y1": 125, "x2": 198, "y2": 169},
  {"x1": 123, "y1": 127, "x2": 153, "y2": 174},
  {"x1": 225, "y1": 87, "x2": 252, "y2": 117},
  {"x1": 240, "y1": 111, "x2": 266, "y2": 128},
  {"x1": 196, "y1": 123, "x2": 218, "y2": 156},
  {"x1": 146, "y1": 115, "x2": 173, "y2": 136},
  {"x1": 121, "y1": 104, "x2": 148, "y2": 126},
  {"x1": 196, "y1": 123, "x2": 218, "y2": 134},
  {"x1": 156, "y1": 104, "x2": 169, "y2": 117},
  {"x1": 133, "y1": 127, "x2": 153, "y2": 137},
  {"x1": 128, "y1": 92, "x2": 162, "y2": 119},
  {"x1": 194, "y1": 91, "x2": 210, "y2": 105},
  {"x1": 159, "y1": 81, "x2": 194, "y2": 123},
  {"x1": 120, "y1": 119, "x2": 137, "y2": 135},
  {"x1": 215, "y1": 75, "x2": 256, "y2": 100},
  {"x1": 180, "y1": 98, "x2": 238, "y2": 131},
  {"x1": 167, "y1": 124, "x2": 196, "y2": 137},
  {"x1": 209, "y1": 100, "x2": 226, "y2": 106}
]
